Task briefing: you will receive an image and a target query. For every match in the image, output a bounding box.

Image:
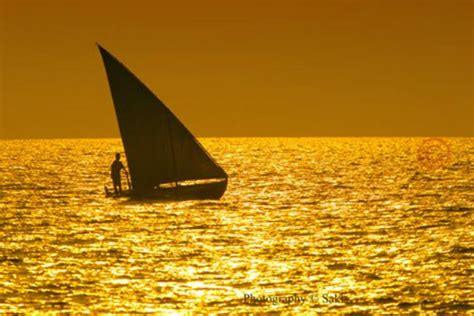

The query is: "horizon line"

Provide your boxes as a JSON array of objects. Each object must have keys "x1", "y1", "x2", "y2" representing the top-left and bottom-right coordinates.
[{"x1": 0, "y1": 135, "x2": 472, "y2": 141}]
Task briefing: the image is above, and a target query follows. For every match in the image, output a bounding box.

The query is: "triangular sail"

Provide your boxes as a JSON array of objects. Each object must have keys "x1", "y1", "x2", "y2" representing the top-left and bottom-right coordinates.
[{"x1": 98, "y1": 45, "x2": 227, "y2": 192}]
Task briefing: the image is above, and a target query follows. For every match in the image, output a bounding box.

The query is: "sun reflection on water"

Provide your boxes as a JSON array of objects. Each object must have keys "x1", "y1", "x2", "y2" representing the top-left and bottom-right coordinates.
[{"x1": 0, "y1": 138, "x2": 472, "y2": 313}]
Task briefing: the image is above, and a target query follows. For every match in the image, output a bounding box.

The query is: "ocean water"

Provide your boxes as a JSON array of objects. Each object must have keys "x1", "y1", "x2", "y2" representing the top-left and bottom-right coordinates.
[{"x1": 0, "y1": 138, "x2": 472, "y2": 314}]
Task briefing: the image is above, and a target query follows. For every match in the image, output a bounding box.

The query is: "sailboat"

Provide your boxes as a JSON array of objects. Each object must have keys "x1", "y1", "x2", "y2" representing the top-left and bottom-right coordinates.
[{"x1": 98, "y1": 44, "x2": 228, "y2": 200}]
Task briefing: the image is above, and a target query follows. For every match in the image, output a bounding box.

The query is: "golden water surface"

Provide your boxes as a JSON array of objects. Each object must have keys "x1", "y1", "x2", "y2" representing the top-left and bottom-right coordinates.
[{"x1": 0, "y1": 138, "x2": 472, "y2": 314}]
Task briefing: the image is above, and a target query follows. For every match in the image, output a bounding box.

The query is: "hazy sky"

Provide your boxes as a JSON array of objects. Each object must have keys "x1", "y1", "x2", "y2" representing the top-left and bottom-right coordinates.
[{"x1": 0, "y1": 0, "x2": 472, "y2": 138}]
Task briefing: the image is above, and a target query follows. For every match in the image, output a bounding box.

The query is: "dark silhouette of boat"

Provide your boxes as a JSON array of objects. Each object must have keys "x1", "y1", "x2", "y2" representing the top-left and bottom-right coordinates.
[{"x1": 98, "y1": 44, "x2": 227, "y2": 200}]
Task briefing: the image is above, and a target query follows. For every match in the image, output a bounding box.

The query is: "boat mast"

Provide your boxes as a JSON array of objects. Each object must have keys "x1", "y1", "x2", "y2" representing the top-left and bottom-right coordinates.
[{"x1": 166, "y1": 111, "x2": 179, "y2": 187}]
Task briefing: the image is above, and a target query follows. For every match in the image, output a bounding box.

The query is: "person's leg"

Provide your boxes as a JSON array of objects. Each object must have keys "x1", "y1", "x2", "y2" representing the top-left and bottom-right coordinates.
[
  {"x1": 118, "y1": 181, "x2": 122, "y2": 195},
  {"x1": 113, "y1": 178, "x2": 120, "y2": 196}
]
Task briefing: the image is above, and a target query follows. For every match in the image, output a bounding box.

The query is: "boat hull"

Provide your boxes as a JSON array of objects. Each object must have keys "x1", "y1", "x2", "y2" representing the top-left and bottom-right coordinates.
[{"x1": 105, "y1": 179, "x2": 227, "y2": 200}]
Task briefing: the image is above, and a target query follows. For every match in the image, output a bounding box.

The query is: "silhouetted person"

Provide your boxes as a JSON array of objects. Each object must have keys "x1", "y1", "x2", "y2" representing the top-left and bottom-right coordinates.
[{"x1": 111, "y1": 153, "x2": 127, "y2": 196}]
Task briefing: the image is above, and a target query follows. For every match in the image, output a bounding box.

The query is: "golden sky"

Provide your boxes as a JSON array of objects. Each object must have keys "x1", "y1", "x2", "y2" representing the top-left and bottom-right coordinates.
[{"x1": 0, "y1": 0, "x2": 472, "y2": 138}]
